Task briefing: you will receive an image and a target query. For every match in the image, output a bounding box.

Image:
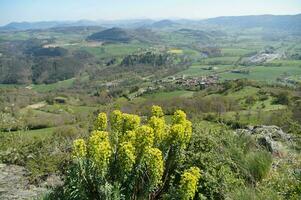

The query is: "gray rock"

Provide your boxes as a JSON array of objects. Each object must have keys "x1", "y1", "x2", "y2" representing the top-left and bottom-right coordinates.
[
  {"x1": 41, "y1": 174, "x2": 63, "y2": 188},
  {"x1": 0, "y1": 164, "x2": 48, "y2": 200},
  {"x1": 235, "y1": 125, "x2": 289, "y2": 155}
]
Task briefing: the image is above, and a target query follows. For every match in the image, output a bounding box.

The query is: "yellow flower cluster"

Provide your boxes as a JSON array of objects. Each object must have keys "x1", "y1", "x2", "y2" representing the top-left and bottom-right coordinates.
[
  {"x1": 72, "y1": 139, "x2": 87, "y2": 159},
  {"x1": 169, "y1": 110, "x2": 192, "y2": 146},
  {"x1": 172, "y1": 110, "x2": 187, "y2": 124},
  {"x1": 144, "y1": 147, "x2": 164, "y2": 188},
  {"x1": 151, "y1": 105, "x2": 164, "y2": 118},
  {"x1": 122, "y1": 113, "x2": 141, "y2": 132},
  {"x1": 170, "y1": 123, "x2": 186, "y2": 142},
  {"x1": 71, "y1": 107, "x2": 194, "y2": 192},
  {"x1": 88, "y1": 130, "x2": 112, "y2": 171},
  {"x1": 118, "y1": 142, "x2": 136, "y2": 173},
  {"x1": 95, "y1": 112, "x2": 107, "y2": 131},
  {"x1": 183, "y1": 120, "x2": 192, "y2": 144},
  {"x1": 119, "y1": 130, "x2": 136, "y2": 144},
  {"x1": 179, "y1": 167, "x2": 201, "y2": 200},
  {"x1": 149, "y1": 116, "x2": 166, "y2": 143},
  {"x1": 110, "y1": 110, "x2": 123, "y2": 132},
  {"x1": 135, "y1": 125, "x2": 154, "y2": 151}
]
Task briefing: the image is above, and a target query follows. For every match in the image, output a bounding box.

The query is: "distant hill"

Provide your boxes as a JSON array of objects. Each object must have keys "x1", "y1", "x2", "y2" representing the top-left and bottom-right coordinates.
[
  {"x1": 150, "y1": 20, "x2": 179, "y2": 29},
  {"x1": 202, "y1": 14, "x2": 301, "y2": 32},
  {"x1": 176, "y1": 29, "x2": 212, "y2": 40},
  {"x1": 48, "y1": 26, "x2": 105, "y2": 34},
  {"x1": 87, "y1": 27, "x2": 132, "y2": 42},
  {"x1": 1, "y1": 14, "x2": 301, "y2": 32},
  {"x1": 0, "y1": 21, "x2": 63, "y2": 31},
  {"x1": 87, "y1": 27, "x2": 160, "y2": 43},
  {"x1": 98, "y1": 19, "x2": 154, "y2": 29},
  {"x1": 0, "y1": 20, "x2": 100, "y2": 31}
]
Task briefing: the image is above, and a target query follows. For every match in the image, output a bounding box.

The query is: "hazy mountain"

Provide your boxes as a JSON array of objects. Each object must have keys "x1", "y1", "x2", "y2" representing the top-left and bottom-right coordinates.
[
  {"x1": 150, "y1": 20, "x2": 179, "y2": 28},
  {"x1": 202, "y1": 14, "x2": 301, "y2": 31},
  {"x1": 0, "y1": 20, "x2": 100, "y2": 31},
  {"x1": 1, "y1": 21, "x2": 64, "y2": 31},
  {"x1": 97, "y1": 19, "x2": 155, "y2": 28},
  {"x1": 1, "y1": 14, "x2": 301, "y2": 32}
]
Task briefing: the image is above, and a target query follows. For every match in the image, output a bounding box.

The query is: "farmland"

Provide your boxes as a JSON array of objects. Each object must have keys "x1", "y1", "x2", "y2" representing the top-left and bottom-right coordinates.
[{"x1": 0, "y1": 14, "x2": 301, "y2": 200}]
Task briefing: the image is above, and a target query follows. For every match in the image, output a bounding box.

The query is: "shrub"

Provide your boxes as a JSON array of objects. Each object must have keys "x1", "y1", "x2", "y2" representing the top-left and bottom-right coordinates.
[
  {"x1": 54, "y1": 106, "x2": 201, "y2": 200},
  {"x1": 273, "y1": 91, "x2": 291, "y2": 105}
]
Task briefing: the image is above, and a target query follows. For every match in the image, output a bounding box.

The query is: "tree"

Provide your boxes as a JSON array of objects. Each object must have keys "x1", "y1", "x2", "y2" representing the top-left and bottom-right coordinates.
[
  {"x1": 273, "y1": 91, "x2": 290, "y2": 105},
  {"x1": 60, "y1": 106, "x2": 200, "y2": 200}
]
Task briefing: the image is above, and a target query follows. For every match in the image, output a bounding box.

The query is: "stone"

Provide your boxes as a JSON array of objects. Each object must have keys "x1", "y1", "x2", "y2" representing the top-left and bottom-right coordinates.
[
  {"x1": 0, "y1": 164, "x2": 48, "y2": 200},
  {"x1": 235, "y1": 125, "x2": 289, "y2": 155}
]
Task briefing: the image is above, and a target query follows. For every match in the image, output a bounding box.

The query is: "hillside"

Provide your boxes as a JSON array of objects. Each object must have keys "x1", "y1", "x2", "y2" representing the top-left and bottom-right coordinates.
[
  {"x1": 202, "y1": 14, "x2": 301, "y2": 32},
  {"x1": 1, "y1": 14, "x2": 301, "y2": 32},
  {"x1": 86, "y1": 27, "x2": 160, "y2": 43},
  {"x1": 0, "y1": 20, "x2": 100, "y2": 31},
  {"x1": 0, "y1": 12, "x2": 301, "y2": 200},
  {"x1": 150, "y1": 19, "x2": 179, "y2": 29}
]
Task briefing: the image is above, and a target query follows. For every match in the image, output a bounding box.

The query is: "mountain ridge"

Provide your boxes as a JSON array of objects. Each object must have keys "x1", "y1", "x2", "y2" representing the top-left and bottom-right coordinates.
[{"x1": 1, "y1": 13, "x2": 301, "y2": 32}]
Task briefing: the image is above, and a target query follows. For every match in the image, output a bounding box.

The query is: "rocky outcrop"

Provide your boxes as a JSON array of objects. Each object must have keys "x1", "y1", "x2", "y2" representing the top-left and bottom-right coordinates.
[
  {"x1": 0, "y1": 164, "x2": 61, "y2": 200},
  {"x1": 235, "y1": 125, "x2": 291, "y2": 155}
]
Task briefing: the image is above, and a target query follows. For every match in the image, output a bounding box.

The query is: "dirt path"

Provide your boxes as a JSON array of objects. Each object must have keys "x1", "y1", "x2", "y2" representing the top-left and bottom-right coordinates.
[{"x1": 26, "y1": 102, "x2": 46, "y2": 109}]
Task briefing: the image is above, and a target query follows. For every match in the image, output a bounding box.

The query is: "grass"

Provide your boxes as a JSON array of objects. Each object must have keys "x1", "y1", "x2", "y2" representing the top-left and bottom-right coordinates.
[
  {"x1": 226, "y1": 86, "x2": 260, "y2": 99},
  {"x1": 0, "y1": 84, "x2": 20, "y2": 88},
  {"x1": 200, "y1": 56, "x2": 240, "y2": 65},
  {"x1": 221, "y1": 48, "x2": 255, "y2": 56},
  {"x1": 0, "y1": 32, "x2": 32, "y2": 41},
  {"x1": 4, "y1": 127, "x2": 56, "y2": 139},
  {"x1": 79, "y1": 42, "x2": 149, "y2": 59},
  {"x1": 39, "y1": 104, "x2": 97, "y2": 115},
  {"x1": 143, "y1": 90, "x2": 194, "y2": 100},
  {"x1": 220, "y1": 63, "x2": 301, "y2": 82},
  {"x1": 177, "y1": 64, "x2": 235, "y2": 77},
  {"x1": 168, "y1": 49, "x2": 183, "y2": 54},
  {"x1": 177, "y1": 65, "x2": 213, "y2": 76},
  {"x1": 31, "y1": 78, "x2": 75, "y2": 92}
]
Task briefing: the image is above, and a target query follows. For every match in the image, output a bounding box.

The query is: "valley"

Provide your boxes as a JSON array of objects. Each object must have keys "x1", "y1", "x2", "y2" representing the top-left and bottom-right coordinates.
[{"x1": 0, "y1": 14, "x2": 301, "y2": 200}]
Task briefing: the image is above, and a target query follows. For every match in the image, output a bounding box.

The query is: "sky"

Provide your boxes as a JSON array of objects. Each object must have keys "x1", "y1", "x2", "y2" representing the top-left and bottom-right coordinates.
[{"x1": 0, "y1": 0, "x2": 301, "y2": 25}]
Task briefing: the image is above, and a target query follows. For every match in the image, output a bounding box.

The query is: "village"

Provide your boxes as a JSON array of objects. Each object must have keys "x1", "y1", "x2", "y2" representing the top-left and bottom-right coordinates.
[{"x1": 157, "y1": 74, "x2": 219, "y2": 88}]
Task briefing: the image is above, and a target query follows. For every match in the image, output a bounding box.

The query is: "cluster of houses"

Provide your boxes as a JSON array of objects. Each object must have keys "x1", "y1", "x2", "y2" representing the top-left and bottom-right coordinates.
[
  {"x1": 156, "y1": 75, "x2": 219, "y2": 89},
  {"x1": 176, "y1": 75, "x2": 219, "y2": 88}
]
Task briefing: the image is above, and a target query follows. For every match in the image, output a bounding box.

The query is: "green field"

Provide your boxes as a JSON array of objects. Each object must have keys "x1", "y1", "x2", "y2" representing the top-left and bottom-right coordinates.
[
  {"x1": 79, "y1": 42, "x2": 150, "y2": 59},
  {"x1": 200, "y1": 56, "x2": 240, "y2": 65},
  {"x1": 221, "y1": 48, "x2": 255, "y2": 56},
  {"x1": 31, "y1": 78, "x2": 75, "y2": 92},
  {"x1": 177, "y1": 64, "x2": 235, "y2": 77},
  {"x1": 143, "y1": 90, "x2": 194, "y2": 99},
  {"x1": 220, "y1": 63, "x2": 301, "y2": 82}
]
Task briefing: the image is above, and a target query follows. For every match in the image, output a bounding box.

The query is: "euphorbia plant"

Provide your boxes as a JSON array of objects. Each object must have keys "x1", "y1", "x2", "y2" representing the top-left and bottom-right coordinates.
[{"x1": 65, "y1": 106, "x2": 201, "y2": 200}]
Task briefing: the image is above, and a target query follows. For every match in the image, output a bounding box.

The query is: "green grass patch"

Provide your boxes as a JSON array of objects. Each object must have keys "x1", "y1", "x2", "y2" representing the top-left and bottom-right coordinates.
[
  {"x1": 220, "y1": 65, "x2": 301, "y2": 82},
  {"x1": 31, "y1": 78, "x2": 75, "y2": 92},
  {"x1": 221, "y1": 48, "x2": 255, "y2": 56},
  {"x1": 200, "y1": 56, "x2": 240, "y2": 65},
  {"x1": 144, "y1": 90, "x2": 194, "y2": 100},
  {"x1": 80, "y1": 42, "x2": 149, "y2": 59},
  {"x1": 177, "y1": 64, "x2": 235, "y2": 77}
]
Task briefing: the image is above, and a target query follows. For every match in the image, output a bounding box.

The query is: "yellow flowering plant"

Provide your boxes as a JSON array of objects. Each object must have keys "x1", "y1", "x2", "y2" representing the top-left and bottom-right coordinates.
[
  {"x1": 88, "y1": 130, "x2": 112, "y2": 172},
  {"x1": 67, "y1": 106, "x2": 200, "y2": 200},
  {"x1": 118, "y1": 142, "x2": 136, "y2": 174},
  {"x1": 179, "y1": 167, "x2": 201, "y2": 200},
  {"x1": 72, "y1": 139, "x2": 87, "y2": 159},
  {"x1": 94, "y1": 112, "x2": 107, "y2": 131},
  {"x1": 144, "y1": 147, "x2": 164, "y2": 189},
  {"x1": 151, "y1": 105, "x2": 164, "y2": 118}
]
